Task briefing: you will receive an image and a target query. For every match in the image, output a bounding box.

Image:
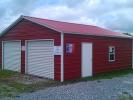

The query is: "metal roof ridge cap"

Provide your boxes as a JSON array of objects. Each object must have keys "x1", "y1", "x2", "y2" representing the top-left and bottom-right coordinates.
[{"x1": 23, "y1": 17, "x2": 63, "y2": 33}]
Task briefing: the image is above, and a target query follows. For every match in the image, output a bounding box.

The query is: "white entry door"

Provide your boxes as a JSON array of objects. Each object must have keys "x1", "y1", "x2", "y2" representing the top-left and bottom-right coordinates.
[
  {"x1": 3, "y1": 41, "x2": 21, "y2": 72},
  {"x1": 26, "y1": 40, "x2": 54, "y2": 79},
  {"x1": 82, "y1": 43, "x2": 92, "y2": 77}
]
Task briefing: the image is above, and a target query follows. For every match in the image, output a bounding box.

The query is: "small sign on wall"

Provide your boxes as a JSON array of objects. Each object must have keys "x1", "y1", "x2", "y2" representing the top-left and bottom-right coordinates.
[
  {"x1": 21, "y1": 46, "x2": 25, "y2": 51},
  {"x1": 66, "y1": 43, "x2": 74, "y2": 54},
  {"x1": 54, "y1": 46, "x2": 62, "y2": 55}
]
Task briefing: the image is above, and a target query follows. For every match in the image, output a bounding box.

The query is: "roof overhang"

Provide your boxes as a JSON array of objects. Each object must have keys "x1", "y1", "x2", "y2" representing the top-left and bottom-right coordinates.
[
  {"x1": 0, "y1": 15, "x2": 63, "y2": 37},
  {"x1": 1, "y1": 15, "x2": 132, "y2": 39},
  {"x1": 1, "y1": 16, "x2": 24, "y2": 37}
]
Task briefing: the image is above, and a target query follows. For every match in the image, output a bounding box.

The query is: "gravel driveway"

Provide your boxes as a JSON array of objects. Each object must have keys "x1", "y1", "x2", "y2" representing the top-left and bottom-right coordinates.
[{"x1": 3, "y1": 74, "x2": 133, "y2": 100}]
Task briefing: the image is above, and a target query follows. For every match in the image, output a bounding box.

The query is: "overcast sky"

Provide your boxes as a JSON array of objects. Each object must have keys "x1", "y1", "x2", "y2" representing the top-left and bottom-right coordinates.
[{"x1": 0, "y1": 0, "x2": 133, "y2": 34}]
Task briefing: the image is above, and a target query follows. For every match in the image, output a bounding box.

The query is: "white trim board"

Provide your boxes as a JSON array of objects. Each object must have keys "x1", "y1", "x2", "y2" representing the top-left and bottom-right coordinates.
[{"x1": 60, "y1": 32, "x2": 64, "y2": 82}]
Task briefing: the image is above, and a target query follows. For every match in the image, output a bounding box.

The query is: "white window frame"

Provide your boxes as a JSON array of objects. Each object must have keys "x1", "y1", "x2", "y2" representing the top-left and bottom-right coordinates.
[{"x1": 109, "y1": 46, "x2": 115, "y2": 62}]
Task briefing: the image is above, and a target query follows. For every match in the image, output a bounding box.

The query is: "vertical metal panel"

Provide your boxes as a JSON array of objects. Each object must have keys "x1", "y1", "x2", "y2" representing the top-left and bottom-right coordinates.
[
  {"x1": 2, "y1": 41, "x2": 21, "y2": 72},
  {"x1": 27, "y1": 40, "x2": 54, "y2": 79},
  {"x1": 64, "y1": 34, "x2": 132, "y2": 80}
]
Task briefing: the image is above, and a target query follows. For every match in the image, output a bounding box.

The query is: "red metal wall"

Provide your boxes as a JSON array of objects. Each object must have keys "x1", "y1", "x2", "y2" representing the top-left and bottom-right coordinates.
[
  {"x1": 0, "y1": 19, "x2": 61, "y2": 81},
  {"x1": 64, "y1": 34, "x2": 132, "y2": 80},
  {"x1": 0, "y1": 19, "x2": 132, "y2": 81}
]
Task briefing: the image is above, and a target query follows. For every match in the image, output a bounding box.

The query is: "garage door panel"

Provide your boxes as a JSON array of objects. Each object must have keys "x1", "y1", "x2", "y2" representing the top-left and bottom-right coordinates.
[
  {"x1": 28, "y1": 63, "x2": 53, "y2": 67},
  {"x1": 27, "y1": 40, "x2": 54, "y2": 79},
  {"x1": 3, "y1": 41, "x2": 21, "y2": 72},
  {"x1": 4, "y1": 49, "x2": 20, "y2": 52},
  {"x1": 28, "y1": 56, "x2": 53, "y2": 60},
  {"x1": 28, "y1": 55, "x2": 53, "y2": 58},
  {"x1": 4, "y1": 60, "x2": 20, "y2": 64},
  {"x1": 28, "y1": 51, "x2": 53, "y2": 54},
  {"x1": 28, "y1": 46, "x2": 53, "y2": 48},
  {"x1": 28, "y1": 49, "x2": 53, "y2": 53},
  {"x1": 29, "y1": 68, "x2": 54, "y2": 74},
  {"x1": 4, "y1": 53, "x2": 20, "y2": 58},
  {"x1": 28, "y1": 41, "x2": 53, "y2": 45},
  {"x1": 5, "y1": 63, "x2": 20, "y2": 69},
  {"x1": 29, "y1": 70, "x2": 54, "y2": 78},
  {"x1": 29, "y1": 69, "x2": 54, "y2": 74},
  {"x1": 28, "y1": 62, "x2": 53, "y2": 67},
  {"x1": 28, "y1": 58, "x2": 53, "y2": 63},
  {"x1": 27, "y1": 57, "x2": 54, "y2": 62},
  {"x1": 28, "y1": 63, "x2": 54, "y2": 69},
  {"x1": 28, "y1": 65, "x2": 54, "y2": 70}
]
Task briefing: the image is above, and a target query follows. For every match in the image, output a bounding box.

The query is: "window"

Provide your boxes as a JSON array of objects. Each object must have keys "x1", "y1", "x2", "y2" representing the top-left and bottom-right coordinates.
[{"x1": 109, "y1": 46, "x2": 115, "y2": 61}]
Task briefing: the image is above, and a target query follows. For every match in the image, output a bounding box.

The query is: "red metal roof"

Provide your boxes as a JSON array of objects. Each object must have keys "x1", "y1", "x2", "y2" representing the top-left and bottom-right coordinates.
[{"x1": 22, "y1": 16, "x2": 131, "y2": 38}]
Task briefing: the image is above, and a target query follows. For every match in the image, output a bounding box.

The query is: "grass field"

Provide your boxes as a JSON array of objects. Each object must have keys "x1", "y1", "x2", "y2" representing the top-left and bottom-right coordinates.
[
  {"x1": 0, "y1": 68, "x2": 133, "y2": 98},
  {"x1": 118, "y1": 92, "x2": 133, "y2": 100},
  {"x1": 65, "y1": 68, "x2": 133, "y2": 83},
  {"x1": 0, "y1": 70, "x2": 34, "y2": 98}
]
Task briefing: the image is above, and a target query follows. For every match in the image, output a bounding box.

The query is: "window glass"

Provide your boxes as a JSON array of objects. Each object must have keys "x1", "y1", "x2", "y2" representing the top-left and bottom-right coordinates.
[{"x1": 109, "y1": 46, "x2": 115, "y2": 61}]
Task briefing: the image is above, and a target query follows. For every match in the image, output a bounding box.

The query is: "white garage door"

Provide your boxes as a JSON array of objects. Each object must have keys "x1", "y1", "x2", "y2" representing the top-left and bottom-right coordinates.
[
  {"x1": 3, "y1": 41, "x2": 21, "y2": 72},
  {"x1": 27, "y1": 40, "x2": 54, "y2": 79}
]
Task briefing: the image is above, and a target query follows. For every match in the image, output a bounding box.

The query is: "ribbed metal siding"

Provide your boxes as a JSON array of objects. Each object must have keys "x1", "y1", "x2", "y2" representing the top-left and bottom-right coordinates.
[
  {"x1": 3, "y1": 41, "x2": 21, "y2": 72},
  {"x1": 27, "y1": 40, "x2": 54, "y2": 79}
]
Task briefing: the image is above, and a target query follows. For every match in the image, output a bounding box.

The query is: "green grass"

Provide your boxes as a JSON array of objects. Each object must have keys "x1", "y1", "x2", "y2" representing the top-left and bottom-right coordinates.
[
  {"x1": 0, "y1": 70, "x2": 34, "y2": 98},
  {"x1": 81, "y1": 68, "x2": 133, "y2": 81},
  {"x1": 0, "y1": 82, "x2": 34, "y2": 98},
  {"x1": 118, "y1": 92, "x2": 133, "y2": 100},
  {"x1": 0, "y1": 69, "x2": 133, "y2": 98},
  {"x1": 0, "y1": 70, "x2": 18, "y2": 78},
  {"x1": 9, "y1": 82, "x2": 34, "y2": 93},
  {"x1": 65, "y1": 68, "x2": 133, "y2": 83},
  {"x1": 0, "y1": 70, "x2": 58, "y2": 98},
  {"x1": 0, "y1": 83, "x2": 18, "y2": 98}
]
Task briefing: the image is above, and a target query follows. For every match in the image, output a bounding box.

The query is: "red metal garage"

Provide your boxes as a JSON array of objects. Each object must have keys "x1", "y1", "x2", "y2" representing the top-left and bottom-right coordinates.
[{"x1": 0, "y1": 15, "x2": 132, "y2": 82}]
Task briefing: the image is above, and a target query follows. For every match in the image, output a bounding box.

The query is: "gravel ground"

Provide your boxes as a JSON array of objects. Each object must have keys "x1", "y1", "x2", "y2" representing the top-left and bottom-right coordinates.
[{"x1": 2, "y1": 74, "x2": 133, "y2": 100}]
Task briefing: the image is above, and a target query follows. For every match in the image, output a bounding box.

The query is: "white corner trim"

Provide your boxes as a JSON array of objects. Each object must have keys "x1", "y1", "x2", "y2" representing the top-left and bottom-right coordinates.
[{"x1": 61, "y1": 32, "x2": 64, "y2": 82}]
